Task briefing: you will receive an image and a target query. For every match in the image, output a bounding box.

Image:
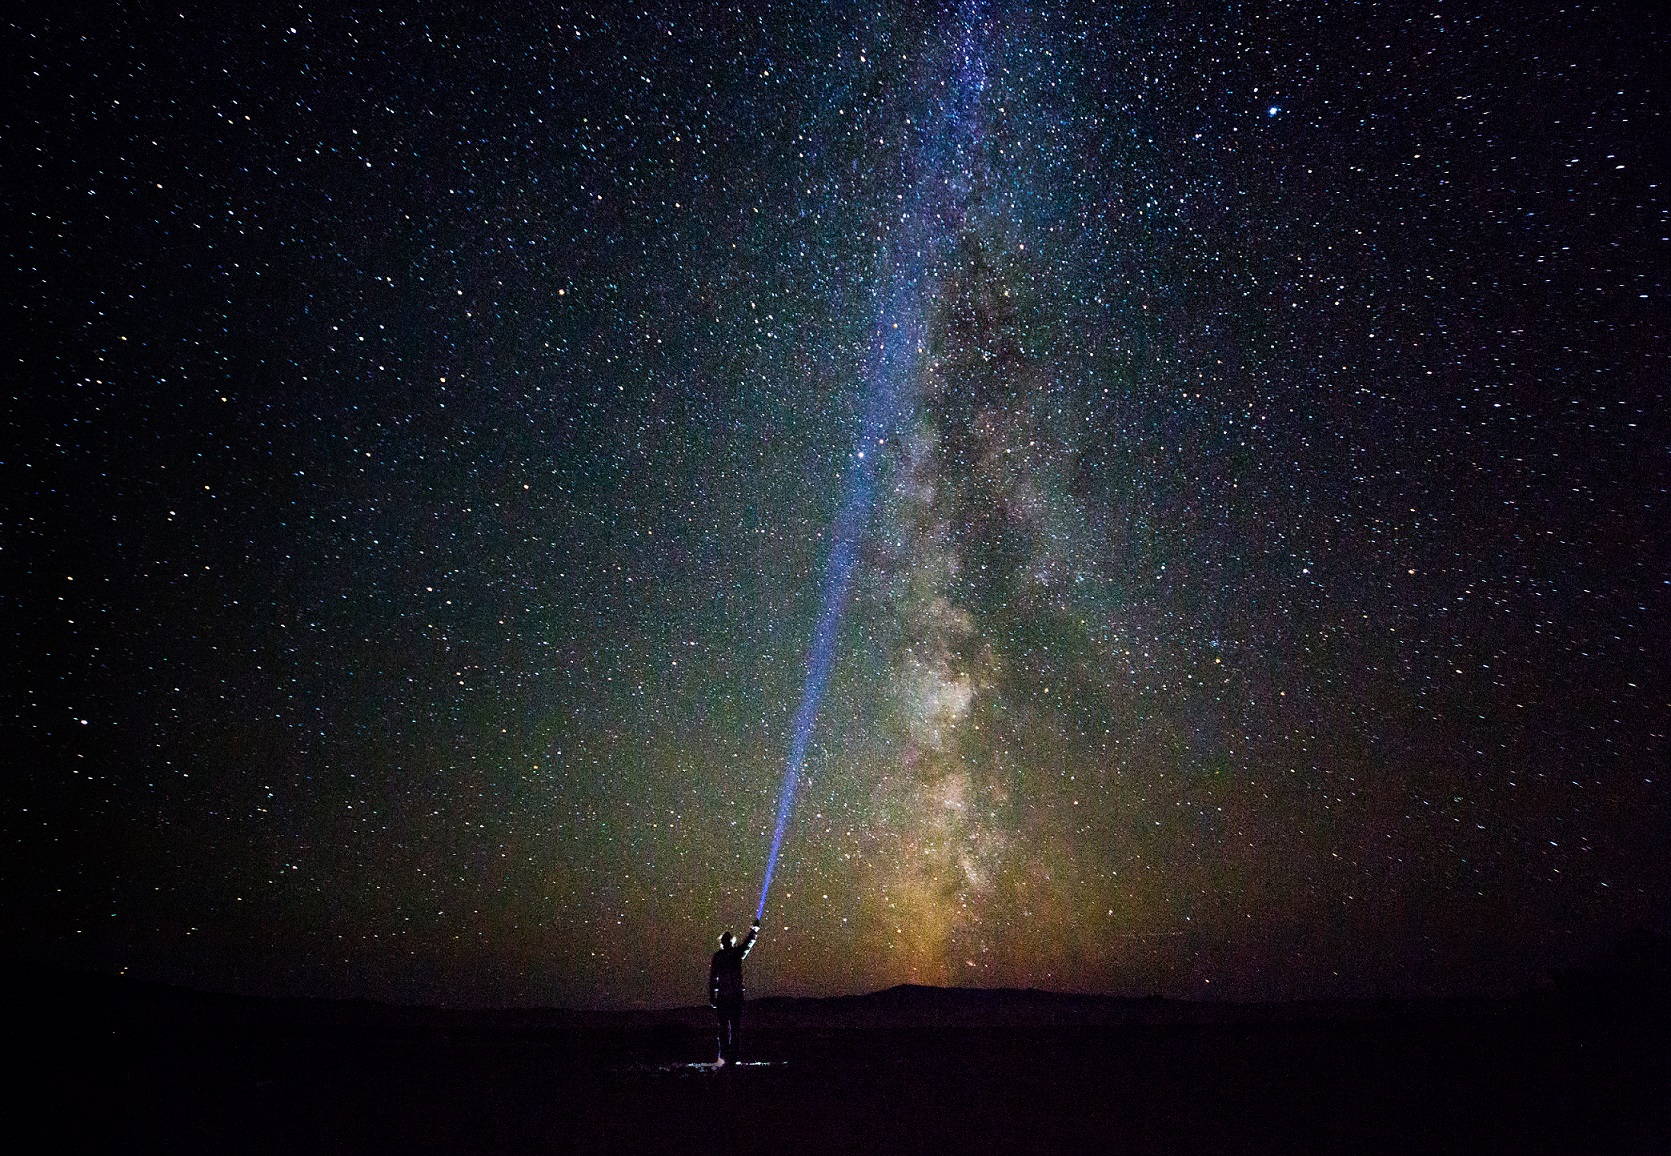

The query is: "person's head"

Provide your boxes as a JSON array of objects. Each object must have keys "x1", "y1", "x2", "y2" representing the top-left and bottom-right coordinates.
[{"x1": 719, "y1": 931, "x2": 735, "y2": 949}]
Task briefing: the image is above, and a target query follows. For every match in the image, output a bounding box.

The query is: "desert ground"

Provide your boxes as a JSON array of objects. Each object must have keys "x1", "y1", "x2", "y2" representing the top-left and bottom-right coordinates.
[{"x1": 11, "y1": 966, "x2": 1666, "y2": 1154}]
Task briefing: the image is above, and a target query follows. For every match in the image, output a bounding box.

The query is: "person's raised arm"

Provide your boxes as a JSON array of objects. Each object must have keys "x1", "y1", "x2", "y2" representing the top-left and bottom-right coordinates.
[{"x1": 740, "y1": 918, "x2": 761, "y2": 960}]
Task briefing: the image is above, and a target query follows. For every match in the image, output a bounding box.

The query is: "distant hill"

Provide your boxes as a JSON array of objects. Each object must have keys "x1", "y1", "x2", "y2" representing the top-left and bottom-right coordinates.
[
  {"x1": 1552, "y1": 929, "x2": 1671, "y2": 1017},
  {"x1": 2, "y1": 961, "x2": 1593, "y2": 1032},
  {"x1": 740, "y1": 984, "x2": 1558, "y2": 1029},
  {"x1": 0, "y1": 960, "x2": 587, "y2": 1030}
]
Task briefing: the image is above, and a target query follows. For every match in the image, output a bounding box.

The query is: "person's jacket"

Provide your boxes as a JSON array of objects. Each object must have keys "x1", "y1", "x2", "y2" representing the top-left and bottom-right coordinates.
[{"x1": 709, "y1": 924, "x2": 759, "y2": 1005}]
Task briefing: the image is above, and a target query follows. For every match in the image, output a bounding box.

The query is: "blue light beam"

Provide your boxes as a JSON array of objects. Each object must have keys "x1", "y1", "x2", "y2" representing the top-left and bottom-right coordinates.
[
  {"x1": 755, "y1": 303, "x2": 924, "y2": 923},
  {"x1": 755, "y1": 5, "x2": 989, "y2": 923}
]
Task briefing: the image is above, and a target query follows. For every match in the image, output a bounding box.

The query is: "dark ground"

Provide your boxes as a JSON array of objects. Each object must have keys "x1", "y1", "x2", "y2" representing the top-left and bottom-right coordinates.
[{"x1": 10, "y1": 966, "x2": 1668, "y2": 1154}]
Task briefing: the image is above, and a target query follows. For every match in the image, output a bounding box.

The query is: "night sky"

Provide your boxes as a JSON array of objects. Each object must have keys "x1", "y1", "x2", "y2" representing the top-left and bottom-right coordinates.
[{"x1": 6, "y1": 2, "x2": 1666, "y2": 1009}]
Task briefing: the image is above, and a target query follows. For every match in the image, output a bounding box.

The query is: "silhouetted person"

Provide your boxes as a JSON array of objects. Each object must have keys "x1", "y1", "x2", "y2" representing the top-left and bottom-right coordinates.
[{"x1": 709, "y1": 918, "x2": 760, "y2": 1066}]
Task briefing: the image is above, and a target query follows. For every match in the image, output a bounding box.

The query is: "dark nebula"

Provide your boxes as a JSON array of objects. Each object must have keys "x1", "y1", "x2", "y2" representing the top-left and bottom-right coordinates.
[{"x1": 4, "y1": 2, "x2": 1666, "y2": 1007}]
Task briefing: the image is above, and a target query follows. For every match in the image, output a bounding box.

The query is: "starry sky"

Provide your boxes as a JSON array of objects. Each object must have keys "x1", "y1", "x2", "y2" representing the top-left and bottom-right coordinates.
[{"x1": 5, "y1": 2, "x2": 1666, "y2": 1008}]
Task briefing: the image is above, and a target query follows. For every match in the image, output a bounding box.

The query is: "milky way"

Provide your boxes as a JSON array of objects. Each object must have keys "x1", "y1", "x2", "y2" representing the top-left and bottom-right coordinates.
[{"x1": 6, "y1": 3, "x2": 1666, "y2": 1007}]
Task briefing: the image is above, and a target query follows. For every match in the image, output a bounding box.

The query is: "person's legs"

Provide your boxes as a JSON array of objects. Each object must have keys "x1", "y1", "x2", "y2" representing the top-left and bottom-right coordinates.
[{"x1": 718, "y1": 998, "x2": 742, "y2": 1063}]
